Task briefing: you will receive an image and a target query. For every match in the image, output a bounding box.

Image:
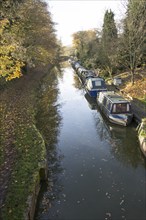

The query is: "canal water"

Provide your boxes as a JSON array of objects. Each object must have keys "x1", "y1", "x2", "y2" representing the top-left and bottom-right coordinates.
[{"x1": 35, "y1": 67, "x2": 146, "y2": 220}]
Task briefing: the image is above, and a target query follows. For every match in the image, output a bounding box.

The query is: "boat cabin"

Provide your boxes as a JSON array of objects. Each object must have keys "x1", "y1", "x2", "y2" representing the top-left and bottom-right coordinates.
[
  {"x1": 85, "y1": 77, "x2": 107, "y2": 97},
  {"x1": 97, "y1": 91, "x2": 133, "y2": 126},
  {"x1": 78, "y1": 67, "x2": 87, "y2": 75}
]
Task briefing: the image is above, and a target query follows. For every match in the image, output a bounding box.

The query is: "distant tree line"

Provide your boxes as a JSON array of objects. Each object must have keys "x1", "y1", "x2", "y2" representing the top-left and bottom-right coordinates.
[
  {"x1": 72, "y1": 0, "x2": 146, "y2": 84},
  {"x1": 0, "y1": 0, "x2": 62, "y2": 81}
]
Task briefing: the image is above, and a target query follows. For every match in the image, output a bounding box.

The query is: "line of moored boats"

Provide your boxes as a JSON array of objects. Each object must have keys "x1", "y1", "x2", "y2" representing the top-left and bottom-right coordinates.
[{"x1": 69, "y1": 58, "x2": 133, "y2": 127}]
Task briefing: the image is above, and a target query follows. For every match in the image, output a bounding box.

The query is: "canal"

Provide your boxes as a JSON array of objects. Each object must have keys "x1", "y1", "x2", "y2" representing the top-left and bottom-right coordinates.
[{"x1": 35, "y1": 67, "x2": 146, "y2": 220}]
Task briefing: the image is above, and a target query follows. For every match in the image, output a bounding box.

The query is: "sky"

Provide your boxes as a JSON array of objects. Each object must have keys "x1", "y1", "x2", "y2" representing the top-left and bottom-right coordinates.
[{"x1": 46, "y1": 0, "x2": 127, "y2": 46}]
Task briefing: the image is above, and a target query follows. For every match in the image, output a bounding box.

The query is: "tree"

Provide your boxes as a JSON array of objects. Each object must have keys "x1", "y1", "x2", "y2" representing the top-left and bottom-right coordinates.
[
  {"x1": 18, "y1": 0, "x2": 59, "y2": 66},
  {"x1": 119, "y1": 0, "x2": 146, "y2": 84},
  {"x1": 72, "y1": 29, "x2": 99, "y2": 68},
  {"x1": 102, "y1": 10, "x2": 118, "y2": 46},
  {"x1": 0, "y1": 1, "x2": 26, "y2": 80},
  {"x1": 101, "y1": 9, "x2": 118, "y2": 77},
  {"x1": 0, "y1": 0, "x2": 61, "y2": 81}
]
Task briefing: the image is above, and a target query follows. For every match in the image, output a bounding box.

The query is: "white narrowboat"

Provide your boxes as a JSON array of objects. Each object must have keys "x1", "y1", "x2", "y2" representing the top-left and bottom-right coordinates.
[{"x1": 97, "y1": 91, "x2": 133, "y2": 126}]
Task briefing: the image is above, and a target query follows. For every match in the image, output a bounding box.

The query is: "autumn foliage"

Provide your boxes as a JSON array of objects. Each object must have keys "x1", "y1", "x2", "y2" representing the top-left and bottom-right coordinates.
[{"x1": 0, "y1": 0, "x2": 61, "y2": 81}]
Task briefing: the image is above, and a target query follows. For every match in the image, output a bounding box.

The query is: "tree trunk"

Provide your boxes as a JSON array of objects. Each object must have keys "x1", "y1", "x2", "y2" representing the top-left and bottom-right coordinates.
[{"x1": 131, "y1": 68, "x2": 135, "y2": 85}]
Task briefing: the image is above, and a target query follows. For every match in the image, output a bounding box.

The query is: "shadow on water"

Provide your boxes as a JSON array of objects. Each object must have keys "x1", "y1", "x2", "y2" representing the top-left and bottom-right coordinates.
[
  {"x1": 34, "y1": 70, "x2": 64, "y2": 218},
  {"x1": 73, "y1": 73, "x2": 84, "y2": 90}
]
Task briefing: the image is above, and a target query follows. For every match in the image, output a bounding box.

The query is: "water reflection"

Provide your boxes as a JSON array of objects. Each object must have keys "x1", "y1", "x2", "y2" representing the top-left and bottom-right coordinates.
[
  {"x1": 84, "y1": 93, "x2": 97, "y2": 110},
  {"x1": 73, "y1": 73, "x2": 83, "y2": 90},
  {"x1": 35, "y1": 70, "x2": 64, "y2": 218},
  {"x1": 94, "y1": 112, "x2": 145, "y2": 169}
]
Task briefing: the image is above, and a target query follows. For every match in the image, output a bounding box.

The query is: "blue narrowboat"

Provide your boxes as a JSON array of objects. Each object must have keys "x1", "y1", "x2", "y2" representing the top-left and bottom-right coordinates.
[
  {"x1": 97, "y1": 91, "x2": 133, "y2": 126},
  {"x1": 85, "y1": 77, "x2": 107, "y2": 98}
]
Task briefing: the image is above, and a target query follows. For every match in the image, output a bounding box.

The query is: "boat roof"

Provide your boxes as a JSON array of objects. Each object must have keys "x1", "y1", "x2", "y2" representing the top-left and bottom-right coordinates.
[{"x1": 102, "y1": 91, "x2": 129, "y2": 103}]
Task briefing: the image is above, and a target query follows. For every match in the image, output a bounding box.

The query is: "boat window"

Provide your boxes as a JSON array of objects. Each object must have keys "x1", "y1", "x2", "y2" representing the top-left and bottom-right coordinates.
[
  {"x1": 103, "y1": 97, "x2": 107, "y2": 106},
  {"x1": 127, "y1": 104, "x2": 130, "y2": 112},
  {"x1": 87, "y1": 80, "x2": 92, "y2": 89},
  {"x1": 92, "y1": 80, "x2": 106, "y2": 89},
  {"x1": 112, "y1": 104, "x2": 116, "y2": 113},
  {"x1": 89, "y1": 80, "x2": 93, "y2": 89},
  {"x1": 95, "y1": 81, "x2": 102, "y2": 86},
  {"x1": 112, "y1": 103, "x2": 131, "y2": 113},
  {"x1": 107, "y1": 102, "x2": 111, "y2": 111}
]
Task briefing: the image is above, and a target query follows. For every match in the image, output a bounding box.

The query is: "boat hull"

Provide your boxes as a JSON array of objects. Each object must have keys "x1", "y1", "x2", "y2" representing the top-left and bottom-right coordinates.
[
  {"x1": 86, "y1": 89, "x2": 98, "y2": 98},
  {"x1": 86, "y1": 88, "x2": 107, "y2": 98},
  {"x1": 108, "y1": 114, "x2": 133, "y2": 126}
]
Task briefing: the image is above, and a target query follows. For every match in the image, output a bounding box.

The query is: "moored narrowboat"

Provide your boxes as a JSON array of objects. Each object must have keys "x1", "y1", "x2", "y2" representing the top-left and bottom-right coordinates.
[
  {"x1": 77, "y1": 67, "x2": 87, "y2": 77},
  {"x1": 97, "y1": 91, "x2": 133, "y2": 126},
  {"x1": 85, "y1": 77, "x2": 107, "y2": 98}
]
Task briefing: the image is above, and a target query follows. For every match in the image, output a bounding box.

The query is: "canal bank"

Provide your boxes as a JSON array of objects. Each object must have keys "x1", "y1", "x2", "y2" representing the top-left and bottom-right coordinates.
[
  {"x1": 35, "y1": 67, "x2": 146, "y2": 220},
  {"x1": 0, "y1": 67, "x2": 60, "y2": 220}
]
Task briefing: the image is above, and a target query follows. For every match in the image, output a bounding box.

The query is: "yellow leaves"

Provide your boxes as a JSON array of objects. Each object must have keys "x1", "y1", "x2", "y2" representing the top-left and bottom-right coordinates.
[
  {"x1": 0, "y1": 43, "x2": 24, "y2": 81},
  {"x1": 0, "y1": 18, "x2": 9, "y2": 27},
  {"x1": 0, "y1": 55, "x2": 24, "y2": 81},
  {"x1": 6, "y1": 61, "x2": 24, "y2": 81},
  {"x1": 0, "y1": 18, "x2": 9, "y2": 35},
  {"x1": 0, "y1": 17, "x2": 25, "y2": 81},
  {"x1": 0, "y1": 44, "x2": 17, "y2": 57}
]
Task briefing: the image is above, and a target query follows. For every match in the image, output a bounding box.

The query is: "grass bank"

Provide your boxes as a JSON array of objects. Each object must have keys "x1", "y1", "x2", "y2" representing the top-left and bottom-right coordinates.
[
  {"x1": 114, "y1": 68, "x2": 145, "y2": 105},
  {"x1": 0, "y1": 67, "x2": 59, "y2": 219}
]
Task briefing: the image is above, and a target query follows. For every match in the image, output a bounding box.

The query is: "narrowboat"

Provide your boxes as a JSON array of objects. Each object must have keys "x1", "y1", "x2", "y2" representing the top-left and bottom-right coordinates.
[
  {"x1": 81, "y1": 70, "x2": 96, "y2": 81},
  {"x1": 85, "y1": 77, "x2": 107, "y2": 98},
  {"x1": 97, "y1": 91, "x2": 133, "y2": 126},
  {"x1": 70, "y1": 60, "x2": 81, "y2": 70},
  {"x1": 73, "y1": 61, "x2": 82, "y2": 70},
  {"x1": 77, "y1": 67, "x2": 87, "y2": 78},
  {"x1": 137, "y1": 119, "x2": 146, "y2": 157}
]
